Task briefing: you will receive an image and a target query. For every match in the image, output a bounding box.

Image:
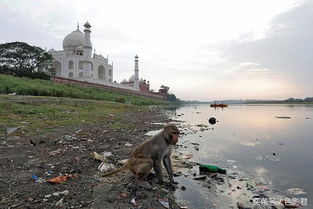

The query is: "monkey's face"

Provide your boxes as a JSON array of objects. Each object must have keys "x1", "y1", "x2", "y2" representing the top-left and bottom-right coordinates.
[
  {"x1": 171, "y1": 132, "x2": 179, "y2": 145},
  {"x1": 164, "y1": 125, "x2": 180, "y2": 145}
]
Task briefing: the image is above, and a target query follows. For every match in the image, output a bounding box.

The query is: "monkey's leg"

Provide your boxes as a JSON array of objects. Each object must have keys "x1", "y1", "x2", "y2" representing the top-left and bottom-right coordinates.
[{"x1": 129, "y1": 158, "x2": 154, "y2": 189}]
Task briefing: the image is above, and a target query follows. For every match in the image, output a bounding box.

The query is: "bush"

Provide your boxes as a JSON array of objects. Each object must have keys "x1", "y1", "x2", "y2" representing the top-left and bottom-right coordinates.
[{"x1": 114, "y1": 97, "x2": 126, "y2": 103}]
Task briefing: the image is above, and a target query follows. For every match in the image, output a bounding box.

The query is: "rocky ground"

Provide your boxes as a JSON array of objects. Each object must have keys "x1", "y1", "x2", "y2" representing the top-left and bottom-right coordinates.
[{"x1": 0, "y1": 107, "x2": 183, "y2": 209}]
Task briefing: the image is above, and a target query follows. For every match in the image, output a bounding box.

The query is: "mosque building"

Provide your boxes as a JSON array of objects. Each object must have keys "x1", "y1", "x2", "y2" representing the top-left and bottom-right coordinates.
[{"x1": 49, "y1": 21, "x2": 145, "y2": 92}]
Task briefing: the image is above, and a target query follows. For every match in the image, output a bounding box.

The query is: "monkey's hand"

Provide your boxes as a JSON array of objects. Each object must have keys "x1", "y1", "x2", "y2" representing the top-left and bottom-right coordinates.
[
  {"x1": 171, "y1": 180, "x2": 179, "y2": 185},
  {"x1": 164, "y1": 182, "x2": 178, "y2": 191}
]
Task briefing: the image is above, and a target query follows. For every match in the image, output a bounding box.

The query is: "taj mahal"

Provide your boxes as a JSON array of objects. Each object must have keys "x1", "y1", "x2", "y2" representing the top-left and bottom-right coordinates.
[{"x1": 49, "y1": 21, "x2": 149, "y2": 92}]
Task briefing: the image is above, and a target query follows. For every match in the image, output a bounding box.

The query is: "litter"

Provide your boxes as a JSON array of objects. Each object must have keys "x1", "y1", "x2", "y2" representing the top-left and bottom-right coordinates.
[
  {"x1": 286, "y1": 188, "x2": 306, "y2": 195},
  {"x1": 98, "y1": 162, "x2": 115, "y2": 172},
  {"x1": 193, "y1": 175, "x2": 207, "y2": 180},
  {"x1": 92, "y1": 152, "x2": 106, "y2": 162},
  {"x1": 125, "y1": 143, "x2": 133, "y2": 147},
  {"x1": 47, "y1": 174, "x2": 76, "y2": 184},
  {"x1": 159, "y1": 199, "x2": 169, "y2": 208},
  {"x1": 199, "y1": 164, "x2": 226, "y2": 174},
  {"x1": 32, "y1": 174, "x2": 46, "y2": 183},
  {"x1": 48, "y1": 149, "x2": 62, "y2": 156}
]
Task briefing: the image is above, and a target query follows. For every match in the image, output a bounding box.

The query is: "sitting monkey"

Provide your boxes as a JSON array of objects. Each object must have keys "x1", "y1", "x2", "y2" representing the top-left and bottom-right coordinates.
[{"x1": 102, "y1": 124, "x2": 180, "y2": 189}]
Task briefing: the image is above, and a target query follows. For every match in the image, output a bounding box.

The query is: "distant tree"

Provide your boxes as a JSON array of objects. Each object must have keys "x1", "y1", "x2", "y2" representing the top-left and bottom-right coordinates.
[
  {"x1": 304, "y1": 97, "x2": 313, "y2": 102},
  {"x1": 159, "y1": 85, "x2": 170, "y2": 94},
  {"x1": 0, "y1": 41, "x2": 55, "y2": 79},
  {"x1": 167, "y1": 93, "x2": 177, "y2": 102}
]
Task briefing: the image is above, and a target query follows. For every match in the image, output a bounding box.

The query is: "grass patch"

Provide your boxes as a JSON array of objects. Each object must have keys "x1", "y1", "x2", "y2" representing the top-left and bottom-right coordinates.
[
  {"x1": 0, "y1": 74, "x2": 169, "y2": 105},
  {"x1": 0, "y1": 94, "x2": 140, "y2": 136}
]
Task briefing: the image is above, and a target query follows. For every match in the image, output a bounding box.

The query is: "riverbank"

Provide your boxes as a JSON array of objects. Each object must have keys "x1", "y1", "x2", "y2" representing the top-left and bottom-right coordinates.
[{"x1": 0, "y1": 95, "x2": 182, "y2": 209}]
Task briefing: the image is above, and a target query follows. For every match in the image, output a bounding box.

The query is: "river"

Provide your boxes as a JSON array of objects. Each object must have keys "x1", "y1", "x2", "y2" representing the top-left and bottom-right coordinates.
[{"x1": 167, "y1": 104, "x2": 312, "y2": 209}]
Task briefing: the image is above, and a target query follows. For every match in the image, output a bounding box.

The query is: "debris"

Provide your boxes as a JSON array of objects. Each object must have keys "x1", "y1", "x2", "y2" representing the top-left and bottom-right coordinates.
[
  {"x1": 55, "y1": 198, "x2": 64, "y2": 207},
  {"x1": 29, "y1": 140, "x2": 37, "y2": 146},
  {"x1": 45, "y1": 170, "x2": 53, "y2": 176},
  {"x1": 286, "y1": 188, "x2": 306, "y2": 195},
  {"x1": 44, "y1": 194, "x2": 52, "y2": 198},
  {"x1": 130, "y1": 198, "x2": 137, "y2": 205},
  {"x1": 180, "y1": 186, "x2": 187, "y2": 191},
  {"x1": 63, "y1": 135, "x2": 77, "y2": 141},
  {"x1": 47, "y1": 174, "x2": 76, "y2": 184},
  {"x1": 48, "y1": 149, "x2": 62, "y2": 156},
  {"x1": 276, "y1": 116, "x2": 291, "y2": 119},
  {"x1": 98, "y1": 162, "x2": 115, "y2": 172},
  {"x1": 227, "y1": 160, "x2": 236, "y2": 163},
  {"x1": 159, "y1": 199, "x2": 170, "y2": 208},
  {"x1": 278, "y1": 143, "x2": 284, "y2": 145},
  {"x1": 182, "y1": 154, "x2": 193, "y2": 159},
  {"x1": 199, "y1": 164, "x2": 226, "y2": 174},
  {"x1": 118, "y1": 159, "x2": 128, "y2": 165},
  {"x1": 232, "y1": 165, "x2": 238, "y2": 169},
  {"x1": 8, "y1": 92, "x2": 16, "y2": 96},
  {"x1": 6, "y1": 127, "x2": 20, "y2": 135},
  {"x1": 52, "y1": 190, "x2": 69, "y2": 197},
  {"x1": 92, "y1": 152, "x2": 106, "y2": 162},
  {"x1": 208, "y1": 117, "x2": 216, "y2": 125},
  {"x1": 193, "y1": 175, "x2": 207, "y2": 180},
  {"x1": 125, "y1": 143, "x2": 133, "y2": 147},
  {"x1": 32, "y1": 174, "x2": 46, "y2": 183}
]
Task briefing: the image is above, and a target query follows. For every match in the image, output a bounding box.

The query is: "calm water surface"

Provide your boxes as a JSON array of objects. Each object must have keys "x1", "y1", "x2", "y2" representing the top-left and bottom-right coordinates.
[{"x1": 170, "y1": 104, "x2": 313, "y2": 208}]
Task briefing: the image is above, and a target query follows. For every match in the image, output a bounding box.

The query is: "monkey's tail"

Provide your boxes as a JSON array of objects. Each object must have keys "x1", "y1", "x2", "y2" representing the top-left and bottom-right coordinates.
[{"x1": 102, "y1": 164, "x2": 128, "y2": 177}]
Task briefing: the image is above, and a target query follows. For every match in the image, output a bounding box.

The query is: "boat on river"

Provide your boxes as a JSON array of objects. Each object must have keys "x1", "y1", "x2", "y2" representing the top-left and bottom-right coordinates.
[{"x1": 210, "y1": 103, "x2": 228, "y2": 107}]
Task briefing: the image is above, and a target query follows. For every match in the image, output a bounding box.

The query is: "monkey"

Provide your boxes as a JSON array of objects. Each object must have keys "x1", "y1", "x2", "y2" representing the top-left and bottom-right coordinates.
[{"x1": 102, "y1": 124, "x2": 180, "y2": 189}]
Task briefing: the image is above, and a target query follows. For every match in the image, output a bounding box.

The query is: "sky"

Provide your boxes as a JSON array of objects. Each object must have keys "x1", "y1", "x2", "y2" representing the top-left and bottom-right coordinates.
[{"x1": 0, "y1": 0, "x2": 312, "y2": 101}]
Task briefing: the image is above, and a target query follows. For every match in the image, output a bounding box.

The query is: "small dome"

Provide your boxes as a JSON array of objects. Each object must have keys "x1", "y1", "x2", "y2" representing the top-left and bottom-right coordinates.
[
  {"x1": 63, "y1": 29, "x2": 85, "y2": 49},
  {"x1": 48, "y1": 48, "x2": 55, "y2": 52},
  {"x1": 75, "y1": 45, "x2": 84, "y2": 51},
  {"x1": 129, "y1": 75, "x2": 135, "y2": 82}
]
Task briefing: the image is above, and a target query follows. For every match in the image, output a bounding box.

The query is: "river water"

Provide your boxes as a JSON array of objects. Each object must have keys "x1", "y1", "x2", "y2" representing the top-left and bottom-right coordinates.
[{"x1": 167, "y1": 104, "x2": 312, "y2": 209}]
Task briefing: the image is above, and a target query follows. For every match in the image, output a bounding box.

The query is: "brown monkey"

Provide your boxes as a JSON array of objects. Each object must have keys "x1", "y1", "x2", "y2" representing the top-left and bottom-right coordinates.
[{"x1": 102, "y1": 124, "x2": 180, "y2": 189}]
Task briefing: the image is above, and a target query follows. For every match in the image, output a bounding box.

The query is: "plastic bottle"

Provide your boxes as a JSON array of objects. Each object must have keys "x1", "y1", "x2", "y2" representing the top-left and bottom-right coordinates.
[{"x1": 199, "y1": 164, "x2": 226, "y2": 174}]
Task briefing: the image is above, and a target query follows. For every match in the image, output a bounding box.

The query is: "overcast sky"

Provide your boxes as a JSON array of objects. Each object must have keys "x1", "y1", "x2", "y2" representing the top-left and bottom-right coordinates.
[{"x1": 1, "y1": 0, "x2": 312, "y2": 101}]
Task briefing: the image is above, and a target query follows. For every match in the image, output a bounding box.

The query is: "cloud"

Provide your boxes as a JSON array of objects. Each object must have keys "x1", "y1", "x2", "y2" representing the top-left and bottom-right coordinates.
[{"x1": 213, "y1": 0, "x2": 313, "y2": 97}]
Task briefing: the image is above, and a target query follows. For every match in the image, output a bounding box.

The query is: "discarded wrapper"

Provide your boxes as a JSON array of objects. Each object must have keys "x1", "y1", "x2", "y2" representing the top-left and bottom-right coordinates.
[
  {"x1": 92, "y1": 152, "x2": 106, "y2": 162},
  {"x1": 47, "y1": 174, "x2": 76, "y2": 184}
]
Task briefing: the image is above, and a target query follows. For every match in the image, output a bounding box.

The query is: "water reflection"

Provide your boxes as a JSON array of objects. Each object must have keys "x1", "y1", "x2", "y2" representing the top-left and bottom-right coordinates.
[{"x1": 171, "y1": 104, "x2": 312, "y2": 208}]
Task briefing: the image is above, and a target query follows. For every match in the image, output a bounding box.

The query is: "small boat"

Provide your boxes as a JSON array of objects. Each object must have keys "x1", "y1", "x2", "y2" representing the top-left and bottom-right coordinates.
[{"x1": 210, "y1": 103, "x2": 228, "y2": 107}]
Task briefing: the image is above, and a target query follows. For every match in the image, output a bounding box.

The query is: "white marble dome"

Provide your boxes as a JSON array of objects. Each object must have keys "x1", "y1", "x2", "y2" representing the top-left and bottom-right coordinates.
[{"x1": 63, "y1": 29, "x2": 84, "y2": 49}]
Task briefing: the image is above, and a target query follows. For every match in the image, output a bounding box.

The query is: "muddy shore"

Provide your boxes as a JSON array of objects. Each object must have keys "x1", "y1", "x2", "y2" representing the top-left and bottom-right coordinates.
[{"x1": 0, "y1": 107, "x2": 184, "y2": 209}]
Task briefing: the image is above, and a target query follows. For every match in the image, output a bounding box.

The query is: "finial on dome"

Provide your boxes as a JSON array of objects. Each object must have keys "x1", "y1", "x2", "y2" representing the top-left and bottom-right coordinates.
[
  {"x1": 77, "y1": 22, "x2": 79, "y2": 30},
  {"x1": 84, "y1": 21, "x2": 91, "y2": 29}
]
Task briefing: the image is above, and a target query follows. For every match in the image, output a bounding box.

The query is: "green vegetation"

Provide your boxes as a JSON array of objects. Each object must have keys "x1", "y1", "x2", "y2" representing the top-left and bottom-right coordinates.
[
  {"x1": 0, "y1": 94, "x2": 140, "y2": 136},
  {"x1": 0, "y1": 74, "x2": 168, "y2": 105},
  {"x1": 0, "y1": 42, "x2": 54, "y2": 79}
]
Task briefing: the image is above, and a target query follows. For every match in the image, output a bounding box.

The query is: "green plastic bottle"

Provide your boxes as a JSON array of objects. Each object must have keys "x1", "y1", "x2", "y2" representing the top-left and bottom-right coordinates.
[{"x1": 199, "y1": 164, "x2": 226, "y2": 174}]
